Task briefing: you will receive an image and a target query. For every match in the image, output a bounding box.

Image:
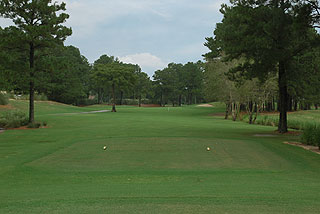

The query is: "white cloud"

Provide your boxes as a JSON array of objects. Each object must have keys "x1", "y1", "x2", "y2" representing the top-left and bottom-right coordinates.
[{"x1": 119, "y1": 53, "x2": 167, "y2": 76}]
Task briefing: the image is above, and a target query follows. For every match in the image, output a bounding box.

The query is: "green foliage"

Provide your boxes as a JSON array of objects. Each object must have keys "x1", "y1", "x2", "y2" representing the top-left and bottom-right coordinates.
[
  {"x1": 288, "y1": 46, "x2": 320, "y2": 107},
  {"x1": 205, "y1": 0, "x2": 320, "y2": 132},
  {"x1": 153, "y1": 61, "x2": 204, "y2": 106},
  {"x1": 27, "y1": 122, "x2": 41, "y2": 129},
  {"x1": 301, "y1": 124, "x2": 320, "y2": 148},
  {"x1": 122, "y1": 99, "x2": 139, "y2": 105},
  {"x1": 91, "y1": 58, "x2": 137, "y2": 111},
  {"x1": 37, "y1": 46, "x2": 91, "y2": 105},
  {"x1": 134, "y1": 69, "x2": 152, "y2": 106},
  {"x1": 0, "y1": 93, "x2": 9, "y2": 105},
  {"x1": 246, "y1": 110, "x2": 320, "y2": 132},
  {"x1": 9, "y1": 93, "x2": 48, "y2": 101},
  {"x1": 204, "y1": 58, "x2": 238, "y2": 103},
  {"x1": 0, "y1": 0, "x2": 72, "y2": 122},
  {"x1": 0, "y1": 110, "x2": 28, "y2": 128},
  {"x1": 250, "y1": 115, "x2": 278, "y2": 127}
]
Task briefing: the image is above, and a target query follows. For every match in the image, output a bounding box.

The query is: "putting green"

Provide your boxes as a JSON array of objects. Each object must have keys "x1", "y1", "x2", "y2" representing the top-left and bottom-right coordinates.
[{"x1": 0, "y1": 101, "x2": 319, "y2": 213}]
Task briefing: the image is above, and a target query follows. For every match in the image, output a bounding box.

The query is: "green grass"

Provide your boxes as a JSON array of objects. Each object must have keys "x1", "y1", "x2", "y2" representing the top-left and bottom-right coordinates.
[{"x1": 0, "y1": 101, "x2": 320, "y2": 213}]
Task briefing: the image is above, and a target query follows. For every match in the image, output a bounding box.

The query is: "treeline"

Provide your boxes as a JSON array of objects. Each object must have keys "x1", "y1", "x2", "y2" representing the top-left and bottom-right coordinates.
[
  {"x1": 203, "y1": 53, "x2": 320, "y2": 124},
  {"x1": 0, "y1": 37, "x2": 205, "y2": 110},
  {"x1": 203, "y1": 0, "x2": 320, "y2": 133}
]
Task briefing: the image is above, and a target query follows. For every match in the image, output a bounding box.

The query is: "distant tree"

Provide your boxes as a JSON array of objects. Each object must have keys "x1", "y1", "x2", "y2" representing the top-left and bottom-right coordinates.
[
  {"x1": 0, "y1": 0, "x2": 72, "y2": 123},
  {"x1": 92, "y1": 55, "x2": 118, "y2": 103},
  {"x1": 91, "y1": 61, "x2": 136, "y2": 112},
  {"x1": 94, "y1": 54, "x2": 117, "y2": 65},
  {"x1": 205, "y1": 0, "x2": 320, "y2": 133},
  {"x1": 134, "y1": 67, "x2": 152, "y2": 107},
  {"x1": 204, "y1": 57, "x2": 277, "y2": 121},
  {"x1": 153, "y1": 62, "x2": 204, "y2": 106},
  {"x1": 36, "y1": 46, "x2": 91, "y2": 105},
  {"x1": 153, "y1": 66, "x2": 175, "y2": 106},
  {"x1": 183, "y1": 61, "x2": 204, "y2": 105},
  {"x1": 204, "y1": 58, "x2": 238, "y2": 119}
]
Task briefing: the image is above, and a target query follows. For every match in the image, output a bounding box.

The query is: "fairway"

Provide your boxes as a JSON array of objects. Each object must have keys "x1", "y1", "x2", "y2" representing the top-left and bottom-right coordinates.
[{"x1": 1, "y1": 102, "x2": 320, "y2": 213}]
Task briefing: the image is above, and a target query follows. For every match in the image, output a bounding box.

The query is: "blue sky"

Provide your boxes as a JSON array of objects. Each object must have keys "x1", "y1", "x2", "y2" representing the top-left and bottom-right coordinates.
[{"x1": 0, "y1": 0, "x2": 228, "y2": 76}]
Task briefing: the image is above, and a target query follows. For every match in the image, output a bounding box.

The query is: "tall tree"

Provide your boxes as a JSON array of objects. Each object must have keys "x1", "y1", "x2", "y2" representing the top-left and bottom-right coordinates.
[
  {"x1": 153, "y1": 64, "x2": 180, "y2": 106},
  {"x1": 134, "y1": 66, "x2": 151, "y2": 107},
  {"x1": 183, "y1": 61, "x2": 204, "y2": 105},
  {"x1": 205, "y1": 0, "x2": 320, "y2": 133},
  {"x1": 36, "y1": 45, "x2": 91, "y2": 105},
  {"x1": 0, "y1": 0, "x2": 72, "y2": 123},
  {"x1": 91, "y1": 61, "x2": 136, "y2": 112},
  {"x1": 92, "y1": 55, "x2": 118, "y2": 103}
]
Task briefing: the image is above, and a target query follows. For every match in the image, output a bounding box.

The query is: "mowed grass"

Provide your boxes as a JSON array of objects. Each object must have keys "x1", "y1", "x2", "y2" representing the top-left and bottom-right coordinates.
[{"x1": 0, "y1": 101, "x2": 320, "y2": 213}]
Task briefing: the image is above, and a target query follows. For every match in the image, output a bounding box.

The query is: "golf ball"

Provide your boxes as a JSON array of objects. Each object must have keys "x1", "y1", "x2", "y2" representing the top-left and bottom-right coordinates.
[
  {"x1": 207, "y1": 147, "x2": 211, "y2": 151},
  {"x1": 103, "y1": 146, "x2": 107, "y2": 150}
]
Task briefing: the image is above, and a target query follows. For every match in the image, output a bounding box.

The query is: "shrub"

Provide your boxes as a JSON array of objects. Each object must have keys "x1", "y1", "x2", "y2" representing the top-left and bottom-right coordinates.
[
  {"x1": 35, "y1": 93, "x2": 48, "y2": 101},
  {"x1": 27, "y1": 122, "x2": 41, "y2": 129},
  {"x1": 76, "y1": 98, "x2": 98, "y2": 106},
  {"x1": 301, "y1": 124, "x2": 320, "y2": 148},
  {"x1": 11, "y1": 93, "x2": 48, "y2": 101},
  {"x1": 0, "y1": 110, "x2": 28, "y2": 128},
  {"x1": 0, "y1": 93, "x2": 9, "y2": 105},
  {"x1": 122, "y1": 99, "x2": 139, "y2": 105},
  {"x1": 42, "y1": 121, "x2": 47, "y2": 127}
]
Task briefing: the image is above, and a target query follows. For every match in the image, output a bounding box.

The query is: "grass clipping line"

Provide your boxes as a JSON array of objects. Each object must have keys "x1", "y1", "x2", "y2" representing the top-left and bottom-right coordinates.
[{"x1": 284, "y1": 142, "x2": 320, "y2": 155}]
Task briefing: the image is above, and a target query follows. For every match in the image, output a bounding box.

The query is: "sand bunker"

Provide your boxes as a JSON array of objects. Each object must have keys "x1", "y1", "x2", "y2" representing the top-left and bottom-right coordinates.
[{"x1": 197, "y1": 104, "x2": 213, "y2": 107}]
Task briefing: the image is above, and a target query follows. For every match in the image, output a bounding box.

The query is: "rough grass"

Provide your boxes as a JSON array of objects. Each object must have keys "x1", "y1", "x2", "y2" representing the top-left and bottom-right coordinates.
[
  {"x1": 249, "y1": 110, "x2": 320, "y2": 130},
  {"x1": 0, "y1": 101, "x2": 320, "y2": 213}
]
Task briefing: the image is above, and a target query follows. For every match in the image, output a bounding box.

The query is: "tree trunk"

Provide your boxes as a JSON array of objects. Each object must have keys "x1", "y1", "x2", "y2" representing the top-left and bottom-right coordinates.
[
  {"x1": 189, "y1": 93, "x2": 193, "y2": 105},
  {"x1": 287, "y1": 95, "x2": 293, "y2": 112},
  {"x1": 253, "y1": 103, "x2": 259, "y2": 124},
  {"x1": 111, "y1": 83, "x2": 116, "y2": 112},
  {"x1": 120, "y1": 91, "x2": 123, "y2": 105},
  {"x1": 98, "y1": 88, "x2": 102, "y2": 104},
  {"x1": 294, "y1": 99, "x2": 298, "y2": 111},
  {"x1": 307, "y1": 103, "x2": 311, "y2": 110},
  {"x1": 225, "y1": 103, "x2": 230, "y2": 119},
  {"x1": 232, "y1": 102, "x2": 238, "y2": 121},
  {"x1": 315, "y1": 104, "x2": 318, "y2": 110},
  {"x1": 278, "y1": 61, "x2": 288, "y2": 133},
  {"x1": 247, "y1": 101, "x2": 253, "y2": 124},
  {"x1": 178, "y1": 94, "x2": 182, "y2": 106},
  {"x1": 272, "y1": 97, "x2": 276, "y2": 111},
  {"x1": 139, "y1": 95, "x2": 141, "y2": 107},
  {"x1": 29, "y1": 42, "x2": 35, "y2": 123}
]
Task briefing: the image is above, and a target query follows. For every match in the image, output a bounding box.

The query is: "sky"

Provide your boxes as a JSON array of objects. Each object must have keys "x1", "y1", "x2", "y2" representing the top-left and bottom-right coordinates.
[{"x1": 0, "y1": 0, "x2": 228, "y2": 77}]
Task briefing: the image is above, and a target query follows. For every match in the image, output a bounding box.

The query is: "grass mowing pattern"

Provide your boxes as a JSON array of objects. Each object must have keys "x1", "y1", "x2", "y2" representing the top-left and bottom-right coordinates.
[{"x1": 0, "y1": 101, "x2": 320, "y2": 213}]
